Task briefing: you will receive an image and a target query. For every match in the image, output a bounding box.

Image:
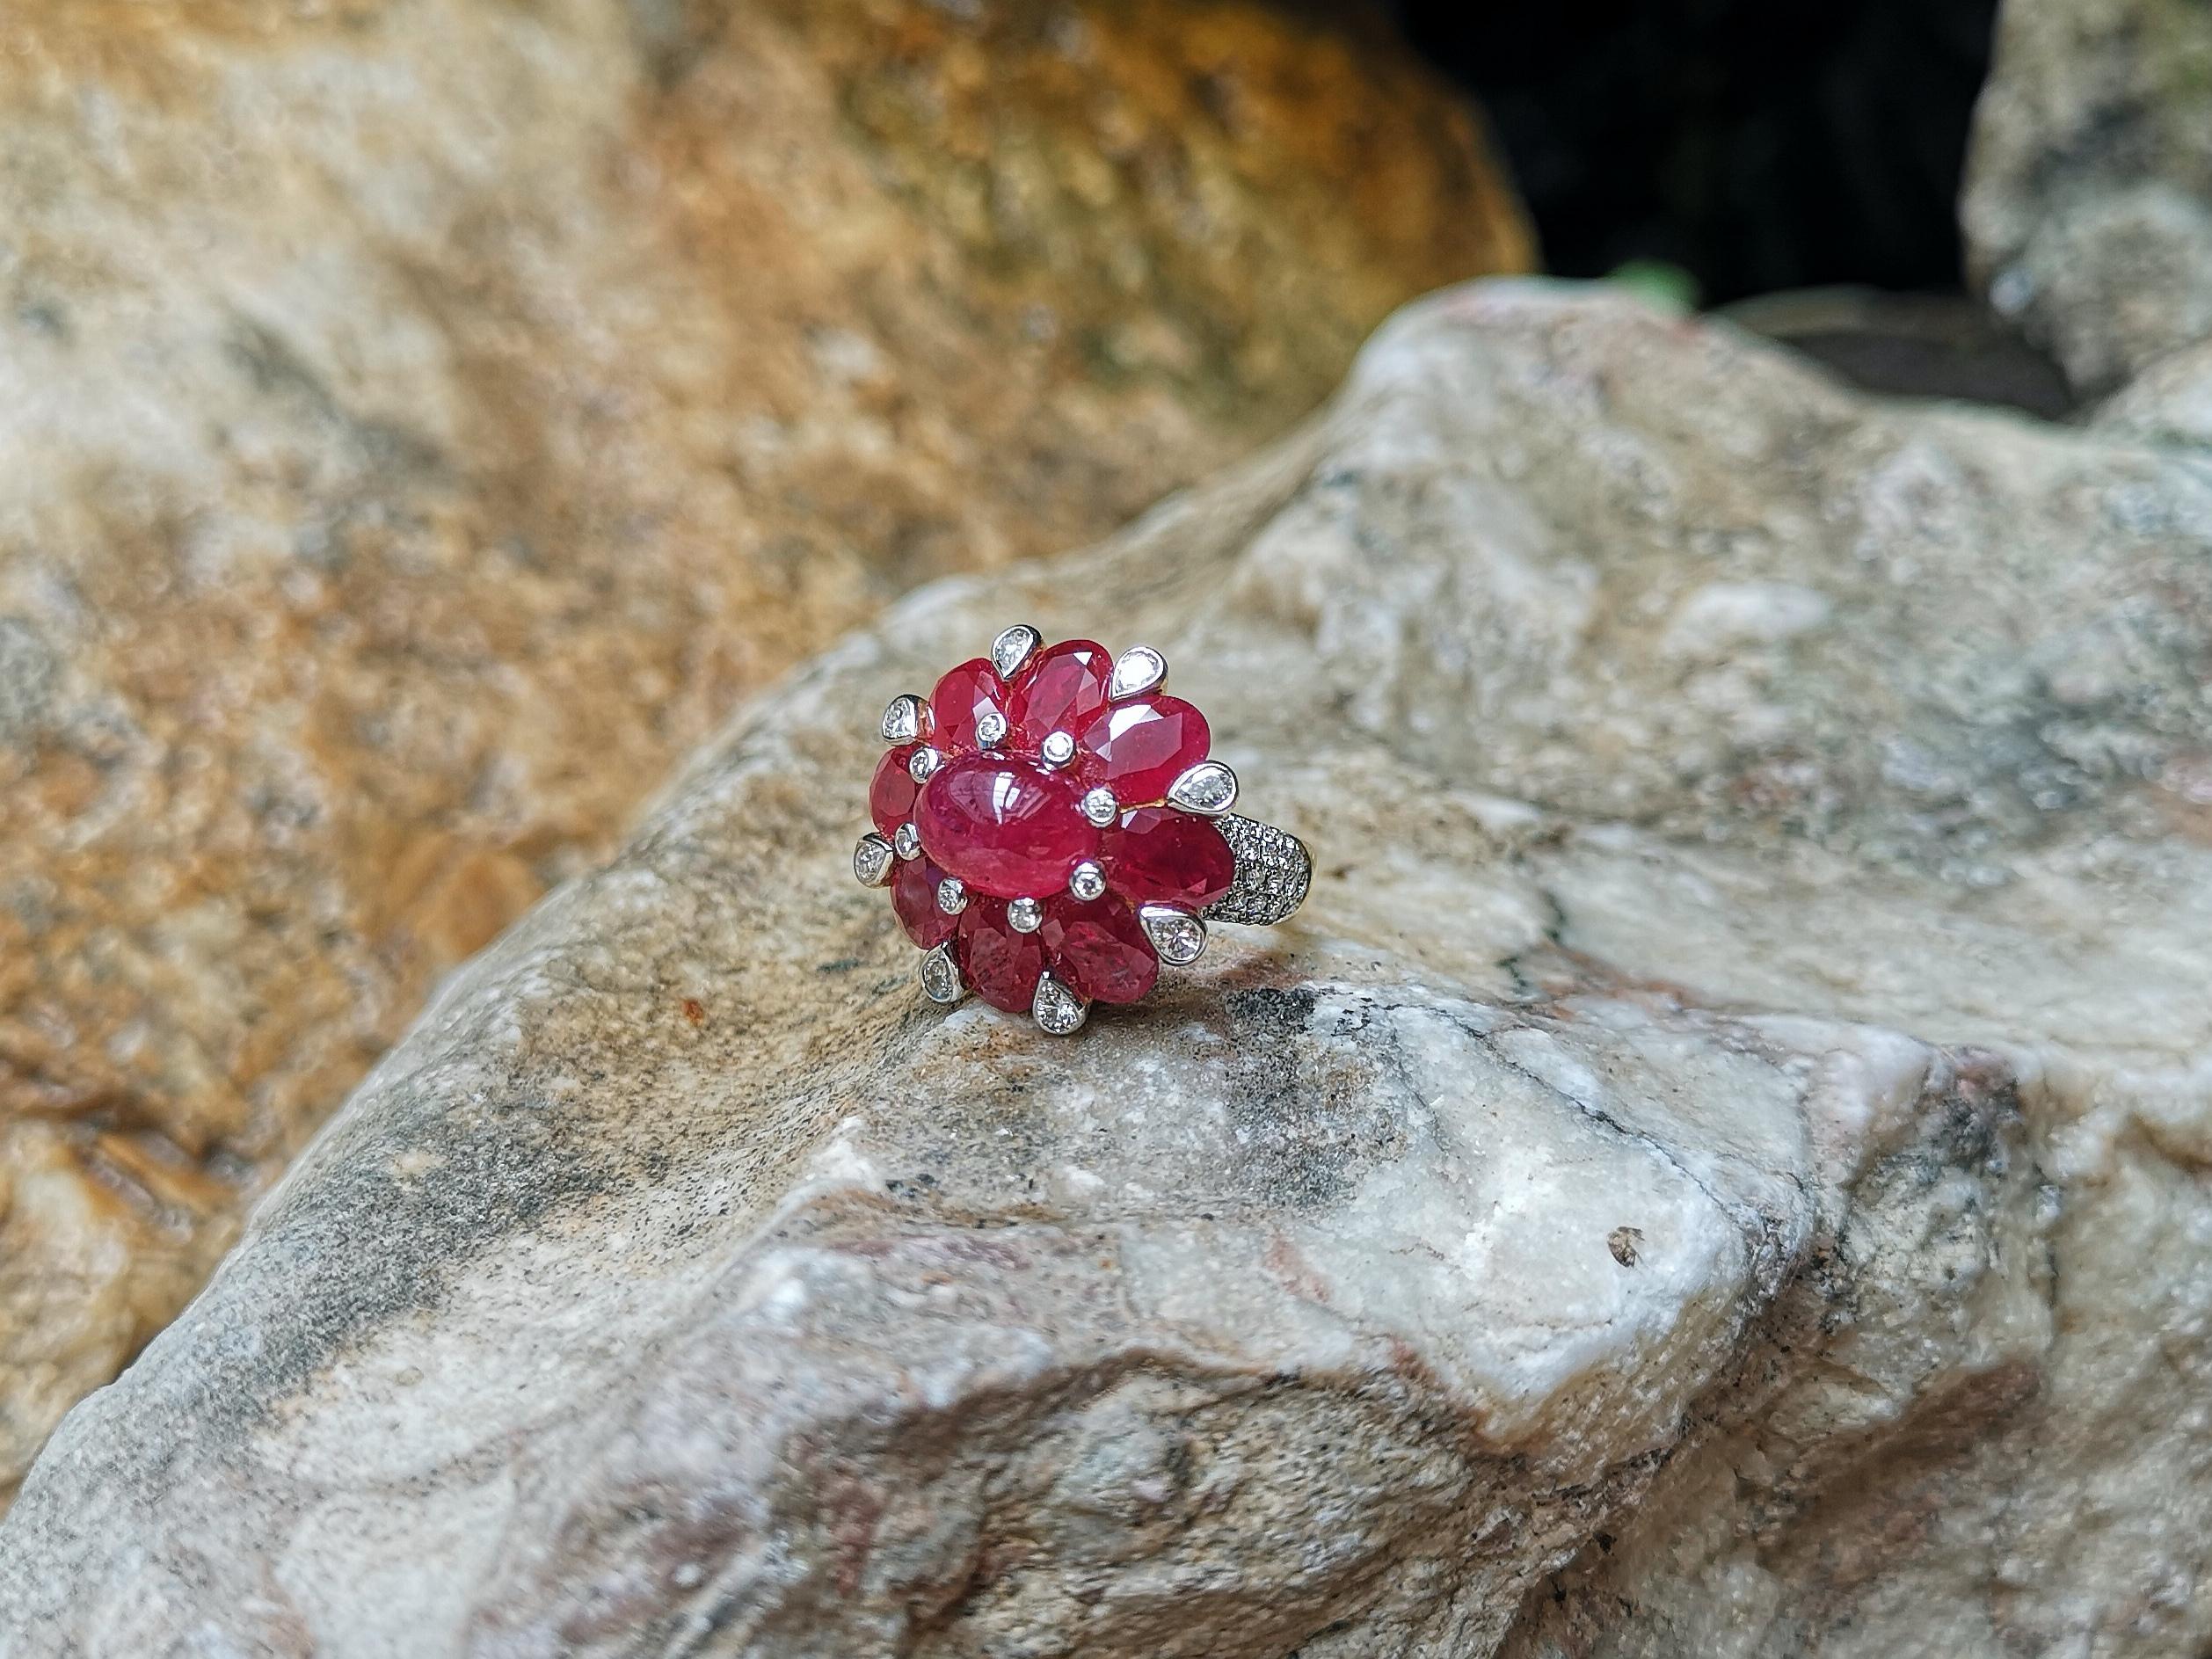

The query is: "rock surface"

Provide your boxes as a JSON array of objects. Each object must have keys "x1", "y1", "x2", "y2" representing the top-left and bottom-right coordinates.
[
  {"x1": 0, "y1": 0, "x2": 1528, "y2": 1499},
  {"x1": 1965, "y1": 0, "x2": 2212, "y2": 392},
  {"x1": 6, "y1": 276, "x2": 2211, "y2": 1655}
]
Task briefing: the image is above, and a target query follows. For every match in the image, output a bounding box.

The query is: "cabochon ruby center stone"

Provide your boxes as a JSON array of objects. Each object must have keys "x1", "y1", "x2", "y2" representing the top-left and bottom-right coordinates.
[{"x1": 916, "y1": 753, "x2": 1096, "y2": 899}]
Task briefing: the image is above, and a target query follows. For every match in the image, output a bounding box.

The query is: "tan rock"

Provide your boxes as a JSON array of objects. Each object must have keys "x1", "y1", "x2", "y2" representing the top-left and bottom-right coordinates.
[{"x1": 0, "y1": 0, "x2": 1528, "y2": 1497}]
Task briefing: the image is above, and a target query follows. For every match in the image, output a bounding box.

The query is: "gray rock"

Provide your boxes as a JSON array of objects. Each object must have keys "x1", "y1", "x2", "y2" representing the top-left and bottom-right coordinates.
[
  {"x1": 1965, "y1": 0, "x2": 2212, "y2": 392},
  {"x1": 4, "y1": 279, "x2": 2210, "y2": 1656}
]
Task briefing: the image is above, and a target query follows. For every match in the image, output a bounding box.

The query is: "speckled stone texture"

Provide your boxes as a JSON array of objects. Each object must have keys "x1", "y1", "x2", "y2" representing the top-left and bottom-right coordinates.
[
  {"x1": 0, "y1": 0, "x2": 1529, "y2": 1503},
  {"x1": 4, "y1": 273, "x2": 2209, "y2": 1654},
  {"x1": 1965, "y1": 0, "x2": 2212, "y2": 393}
]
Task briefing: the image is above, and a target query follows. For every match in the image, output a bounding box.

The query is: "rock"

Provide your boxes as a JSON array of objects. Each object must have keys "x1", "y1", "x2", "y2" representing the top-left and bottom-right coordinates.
[
  {"x1": 0, "y1": 0, "x2": 1529, "y2": 1498},
  {"x1": 5, "y1": 280, "x2": 2210, "y2": 1655},
  {"x1": 1965, "y1": 0, "x2": 2212, "y2": 392}
]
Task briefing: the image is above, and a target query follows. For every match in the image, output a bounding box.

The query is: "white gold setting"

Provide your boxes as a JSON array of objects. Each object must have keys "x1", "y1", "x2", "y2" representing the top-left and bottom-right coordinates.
[
  {"x1": 854, "y1": 833, "x2": 894, "y2": 888},
  {"x1": 990, "y1": 624, "x2": 1041, "y2": 680},
  {"x1": 919, "y1": 942, "x2": 964, "y2": 1004},
  {"x1": 1031, "y1": 972, "x2": 1088, "y2": 1035},
  {"x1": 880, "y1": 695, "x2": 926, "y2": 745},
  {"x1": 1139, "y1": 904, "x2": 1206, "y2": 965},
  {"x1": 1166, "y1": 760, "x2": 1237, "y2": 816},
  {"x1": 1205, "y1": 815, "x2": 1312, "y2": 927},
  {"x1": 867, "y1": 627, "x2": 1310, "y2": 1036},
  {"x1": 1108, "y1": 644, "x2": 1167, "y2": 701}
]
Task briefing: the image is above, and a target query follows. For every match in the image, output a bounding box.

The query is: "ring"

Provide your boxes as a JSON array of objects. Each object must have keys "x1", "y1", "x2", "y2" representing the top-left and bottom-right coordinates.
[{"x1": 855, "y1": 626, "x2": 1312, "y2": 1033}]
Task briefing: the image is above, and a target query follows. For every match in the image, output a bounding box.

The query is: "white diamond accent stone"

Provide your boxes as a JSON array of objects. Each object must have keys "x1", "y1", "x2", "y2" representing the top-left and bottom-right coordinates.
[
  {"x1": 990, "y1": 624, "x2": 1040, "y2": 680},
  {"x1": 936, "y1": 877, "x2": 967, "y2": 915},
  {"x1": 893, "y1": 823, "x2": 922, "y2": 861},
  {"x1": 1109, "y1": 644, "x2": 1166, "y2": 700},
  {"x1": 1007, "y1": 896, "x2": 1044, "y2": 933},
  {"x1": 975, "y1": 710, "x2": 1007, "y2": 748},
  {"x1": 1040, "y1": 731, "x2": 1075, "y2": 767},
  {"x1": 1031, "y1": 972, "x2": 1088, "y2": 1035},
  {"x1": 1139, "y1": 904, "x2": 1206, "y2": 964},
  {"x1": 1166, "y1": 760, "x2": 1238, "y2": 816},
  {"x1": 880, "y1": 695, "x2": 925, "y2": 745},
  {"x1": 907, "y1": 745, "x2": 942, "y2": 783},
  {"x1": 854, "y1": 833, "x2": 894, "y2": 888},
  {"x1": 918, "y1": 942, "x2": 963, "y2": 1004},
  {"x1": 1081, "y1": 786, "x2": 1118, "y2": 827},
  {"x1": 1068, "y1": 861, "x2": 1106, "y2": 902}
]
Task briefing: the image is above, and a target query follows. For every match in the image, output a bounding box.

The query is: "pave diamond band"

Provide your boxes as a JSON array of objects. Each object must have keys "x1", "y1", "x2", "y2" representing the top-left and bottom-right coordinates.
[{"x1": 1203, "y1": 815, "x2": 1313, "y2": 927}]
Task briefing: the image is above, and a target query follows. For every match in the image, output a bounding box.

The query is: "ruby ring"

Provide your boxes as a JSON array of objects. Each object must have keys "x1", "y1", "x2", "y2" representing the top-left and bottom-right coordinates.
[{"x1": 854, "y1": 627, "x2": 1312, "y2": 1034}]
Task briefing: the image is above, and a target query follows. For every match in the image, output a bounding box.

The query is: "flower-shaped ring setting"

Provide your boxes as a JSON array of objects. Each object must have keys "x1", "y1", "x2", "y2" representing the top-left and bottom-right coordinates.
[{"x1": 855, "y1": 626, "x2": 1312, "y2": 1033}]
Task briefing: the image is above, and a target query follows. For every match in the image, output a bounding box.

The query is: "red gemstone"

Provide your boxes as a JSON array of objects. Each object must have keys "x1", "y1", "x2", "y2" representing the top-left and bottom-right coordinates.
[
  {"x1": 915, "y1": 753, "x2": 1097, "y2": 899},
  {"x1": 891, "y1": 854, "x2": 957, "y2": 950},
  {"x1": 1076, "y1": 695, "x2": 1209, "y2": 804},
  {"x1": 928, "y1": 659, "x2": 1007, "y2": 754},
  {"x1": 1009, "y1": 638, "x2": 1111, "y2": 746},
  {"x1": 870, "y1": 748, "x2": 920, "y2": 840},
  {"x1": 1040, "y1": 894, "x2": 1158, "y2": 1004},
  {"x1": 957, "y1": 899, "x2": 1045, "y2": 1011},
  {"x1": 1100, "y1": 807, "x2": 1236, "y2": 907}
]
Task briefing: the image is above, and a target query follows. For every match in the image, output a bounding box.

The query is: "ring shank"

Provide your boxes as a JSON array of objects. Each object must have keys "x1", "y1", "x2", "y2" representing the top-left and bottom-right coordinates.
[{"x1": 1202, "y1": 815, "x2": 1312, "y2": 927}]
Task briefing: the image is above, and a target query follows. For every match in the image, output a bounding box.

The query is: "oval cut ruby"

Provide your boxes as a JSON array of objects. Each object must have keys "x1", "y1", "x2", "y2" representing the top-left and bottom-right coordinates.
[
  {"x1": 1040, "y1": 894, "x2": 1158, "y2": 1004},
  {"x1": 915, "y1": 753, "x2": 1096, "y2": 899},
  {"x1": 870, "y1": 747, "x2": 920, "y2": 840},
  {"x1": 1075, "y1": 695, "x2": 1209, "y2": 805},
  {"x1": 928, "y1": 659, "x2": 1007, "y2": 754},
  {"x1": 1009, "y1": 638, "x2": 1111, "y2": 746},
  {"x1": 891, "y1": 853, "x2": 957, "y2": 950},
  {"x1": 1100, "y1": 807, "x2": 1236, "y2": 907},
  {"x1": 957, "y1": 899, "x2": 1045, "y2": 1011}
]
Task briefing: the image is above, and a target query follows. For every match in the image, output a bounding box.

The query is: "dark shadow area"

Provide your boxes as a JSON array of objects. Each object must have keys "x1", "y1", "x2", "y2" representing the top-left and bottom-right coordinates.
[
  {"x1": 1389, "y1": 0, "x2": 2002, "y2": 305},
  {"x1": 1721, "y1": 288, "x2": 2072, "y2": 418}
]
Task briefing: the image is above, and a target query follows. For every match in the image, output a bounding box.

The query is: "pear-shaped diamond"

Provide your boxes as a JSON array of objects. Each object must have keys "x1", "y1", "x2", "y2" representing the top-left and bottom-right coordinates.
[
  {"x1": 1165, "y1": 760, "x2": 1238, "y2": 816},
  {"x1": 854, "y1": 833, "x2": 894, "y2": 888},
  {"x1": 1031, "y1": 971, "x2": 1089, "y2": 1035},
  {"x1": 990, "y1": 624, "x2": 1041, "y2": 680},
  {"x1": 918, "y1": 942, "x2": 964, "y2": 1004},
  {"x1": 1139, "y1": 904, "x2": 1206, "y2": 964},
  {"x1": 880, "y1": 694, "x2": 926, "y2": 745},
  {"x1": 1108, "y1": 644, "x2": 1166, "y2": 701}
]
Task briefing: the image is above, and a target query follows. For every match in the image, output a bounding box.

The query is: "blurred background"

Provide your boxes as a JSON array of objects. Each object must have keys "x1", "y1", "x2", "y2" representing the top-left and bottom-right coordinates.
[
  {"x1": 1397, "y1": 0, "x2": 1997, "y2": 302},
  {"x1": 1393, "y1": 0, "x2": 2070, "y2": 413}
]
